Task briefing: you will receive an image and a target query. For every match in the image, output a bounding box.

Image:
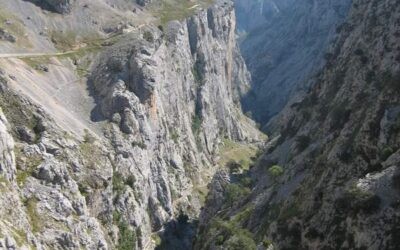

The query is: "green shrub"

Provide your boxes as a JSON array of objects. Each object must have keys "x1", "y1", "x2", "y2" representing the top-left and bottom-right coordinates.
[
  {"x1": 278, "y1": 203, "x2": 300, "y2": 221},
  {"x1": 380, "y1": 146, "x2": 394, "y2": 161},
  {"x1": 191, "y1": 115, "x2": 202, "y2": 135},
  {"x1": 113, "y1": 210, "x2": 137, "y2": 250},
  {"x1": 126, "y1": 175, "x2": 136, "y2": 189},
  {"x1": 224, "y1": 184, "x2": 250, "y2": 206},
  {"x1": 296, "y1": 135, "x2": 311, "y2": 152},
  {"x1": 335, "y1": 186, "x2": 381, "y2": 214},
  {"x1": 330, "y1": 104, "x2": 351, "y2": 130},
  {"x1": 113, "y1": 172, "x2": 126, "y2": 194},
  {"x1": 211, "y1": 219, "x2": 257, "y2": 250},
  {"x1": 192, "y1": 57, "x2": 205, "y2": 85},
  {"x1": 24, "y1": 198, "x2": 42, "y2": 233},
  {"x1": 152, "y1": 234, "x2": 162, "y2": 246},
  {"x1": 366, "y1": 70, "x2": 376, "y2": 84},
  {"x1": 263, "y1": 239, "x2": 272, "y2": 248},
  {"x1": 268, "y1": 165, "x2": 284, "y2": 178},
  {"x1": 113, "y1": 172, "x2": 137, "y2": 197},
  {"x1": 392, "y1": 173, "x2": 400, "y2": 190},
  {"x1": 216, "y1": 235, "x2": 225, "y2": 245},
  {"x1": 225, "y1": 235, "x2": 257, "y2": 250},
  {"x1": 132, "y1": 141, "x2": 147, "y2": 149},
  {"x1": 143, "y1": 31, "x2": 154, "y2": 43},
  {"x1": 350, "y1": 187, "x2": 381, "y2": 213},
  {"x1": 83, "y1": 129, "x2": 96, "y2": 143},
  {"x1": 117, "y1": 221, "x2": 137, "y2": 250},
  {"x1": 244, "y1": 111, "x2": 253, "y2": 119},
  {"x1": 113, "y1": 210, "x2": 122, "y2": 223},
  {"x1": 78, "y1": 182, "x2": 89, "y2": 197},
  {"x1": 79, "y1": 135, "x2": 103, "y2": 169},
  {"x1": 378, "y1": 70, "x2": 400, "y2": 91},
  {"x1": 354, "y1": 48, "x2": 364, "y2": 56},
  {"x1": 239, "y1": 177, "x2": 253, "y2": 188},
  {"x1": 227, "y1": 160, "x2": 241, "y2": 174},
  {"x1": 170, "y1": 129, "x2": 179, "y2": 143}
]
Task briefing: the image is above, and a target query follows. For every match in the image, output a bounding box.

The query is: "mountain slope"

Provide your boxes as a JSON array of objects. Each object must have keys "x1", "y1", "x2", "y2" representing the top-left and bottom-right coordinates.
[
  {"x1": 0, "y1": 0, "x2": 265, "y2": 249},
  {"x1": 197, "y1": 0, "x2": 400, "y2": 249}
]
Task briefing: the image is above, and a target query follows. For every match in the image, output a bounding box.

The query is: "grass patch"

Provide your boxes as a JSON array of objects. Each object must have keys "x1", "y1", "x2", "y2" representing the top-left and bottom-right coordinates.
[
  {"x1": 79, "y1": 141, "x2": 102, "y2": 167},
  {"x1": 16, "y1": 154, "x2": 43, "y2": 187},
  {"x1": 0, "y1": 9, "x2": 30, "y2": 47},
  {"x1": 193, "y1": 184, "x2": 209, "y2": 205},
  {"x1": 21, "y1": 57, "x2": 51, "y2": 72},
  {"x1": 0, "y1": 175, "x2": 8, "y2": 186},
  {"x1": 12, "y1": 229, "x2": 27, "y2": 247},
  {"x1": 219, "y1": 139, "x2": 259, "y2": 171},
  {"x1": 113, "y1": 211, "x2": 137, "y2": 250},
  {"x1": 79, "y1": 130, "x2": 103, "y2": 169},
  {"x1": 24, "y1": 198, "x2": 43, "y2": 233},
  {"x1": 56, "y1": 46, "x2": 102, "y2": 77},
  {"x1": 50, "y1": 30, "x2": 78, "y2": 51},
  {"x1": 49, "y1": 30, "x2": 102, "y2": 51},
  {"x1": 151, "y1": 0, "x2": 214, "y2": 27}
]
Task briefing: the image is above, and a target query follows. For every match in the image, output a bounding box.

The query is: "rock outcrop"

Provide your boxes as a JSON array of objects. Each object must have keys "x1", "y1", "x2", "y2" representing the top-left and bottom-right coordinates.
[
  {"x1": 136, "y1": 0, "x2": 151, "y2": 7},
  {"x1": 0, "y1": 76, "x2": 111, "y2": 249},
  {"x1": 88, "y1": 1, "x2": 261, "y2": 245},
  {"x1": 26, "y1": 0, "x2": 73, "y2": 13},
  {"x1": 198, "y1": 0, "x2": 400, "y2": 249},
  {"x1": 0, "y1": 109, "x2": 15, "y2": 181}
]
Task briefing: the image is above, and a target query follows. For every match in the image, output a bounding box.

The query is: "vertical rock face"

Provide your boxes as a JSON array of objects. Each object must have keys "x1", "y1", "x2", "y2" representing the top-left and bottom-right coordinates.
[
  {"x1": 199, "y1": 0, "x2": 400, "y2": 249},
  {"x1": 0, "y1": 110, "x2": 15, "y2": 181},
  {"x1": 235, "y1": 0, "x2": 352, "y2": 126},
  {"x1": 89, "y1": 1, "x2": 261, "y2": 245}
]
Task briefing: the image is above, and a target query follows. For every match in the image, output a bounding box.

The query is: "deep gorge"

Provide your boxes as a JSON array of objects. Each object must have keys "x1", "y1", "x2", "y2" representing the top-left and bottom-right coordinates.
[{"x1": 0, "y1": 0, "x2": 399, "y2": 249}]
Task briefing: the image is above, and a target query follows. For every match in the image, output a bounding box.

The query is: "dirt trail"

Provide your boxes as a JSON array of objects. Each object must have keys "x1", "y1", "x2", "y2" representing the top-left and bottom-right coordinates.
[{"x1": 0, "y1": 51, "x2": 78, "y2": 59}]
